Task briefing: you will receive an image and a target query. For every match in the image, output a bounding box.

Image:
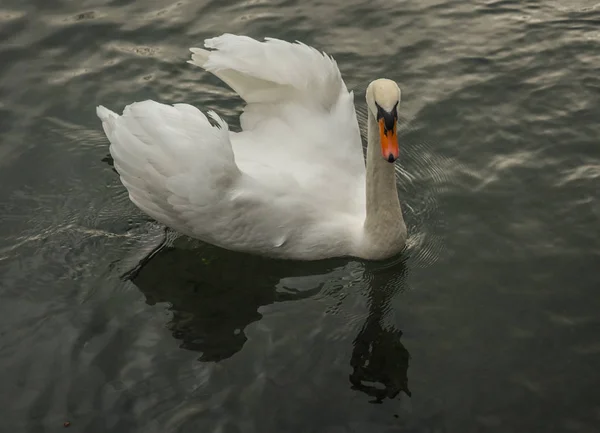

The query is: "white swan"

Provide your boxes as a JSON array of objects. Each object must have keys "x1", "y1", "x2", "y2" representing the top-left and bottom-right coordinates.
[{"x1": 97, "y1": 34, "x2": 407, "y2": 261}]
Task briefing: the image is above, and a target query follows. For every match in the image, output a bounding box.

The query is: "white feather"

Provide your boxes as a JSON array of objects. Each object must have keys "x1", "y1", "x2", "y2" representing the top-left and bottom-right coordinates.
[{"x1": 96, "y1": 34, "x2": 394, "y2": 260}]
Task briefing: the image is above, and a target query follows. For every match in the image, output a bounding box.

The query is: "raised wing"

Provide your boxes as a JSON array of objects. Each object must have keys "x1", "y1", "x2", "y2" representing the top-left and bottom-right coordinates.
[
  {"x1": 188, "y1": 34, "x2": 366, "y2": 207},
  {"x1": 189, "y1": 34, "x2": 347, "y2": 109}
]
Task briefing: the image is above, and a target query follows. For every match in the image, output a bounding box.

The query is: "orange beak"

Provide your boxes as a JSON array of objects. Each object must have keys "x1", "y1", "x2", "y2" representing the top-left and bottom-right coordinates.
[{"x1": 378, "y1": 118, "x2": 399, "y2": 162}]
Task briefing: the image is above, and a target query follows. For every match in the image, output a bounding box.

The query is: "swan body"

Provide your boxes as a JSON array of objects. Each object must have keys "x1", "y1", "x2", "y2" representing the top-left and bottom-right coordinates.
[{"x1": 97, "y1": 34, "x2": 406, "y2": 260}]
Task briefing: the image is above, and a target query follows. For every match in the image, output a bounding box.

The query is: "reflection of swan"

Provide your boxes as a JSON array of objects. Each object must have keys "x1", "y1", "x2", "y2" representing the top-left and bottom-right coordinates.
[
  {"x1": 131, "y1": 238, "x2": 411, "y2": 401},
  {"x1": 96, "y1": 34, "x2": 407, "y2": 261},
  {"x1": 349, "y1": 259, "x2": 411, "y2": 403},
  {"x1": 131, "y1": 240, "x2": 346, "y2": 361}
]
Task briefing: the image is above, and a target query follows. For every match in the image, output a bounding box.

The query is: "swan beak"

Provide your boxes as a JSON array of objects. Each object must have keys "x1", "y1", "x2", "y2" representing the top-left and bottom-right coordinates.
[{"x1": 378, "y1": 119, "x2": 399, "y2": 163}]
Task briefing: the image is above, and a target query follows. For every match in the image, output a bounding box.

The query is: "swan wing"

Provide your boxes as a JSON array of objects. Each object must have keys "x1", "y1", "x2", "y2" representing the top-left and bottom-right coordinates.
[
  {"x1": 188, "y1": 34, "x2": 366, "y2": 209},
  {"x1": 97, "y1": 101, "x2": 346, "y2": 258},
  {"x1": 189, "y1": 33, "x2": 348, "y2": 109},
  {"x1": 97, "y1": 102, "x2": 242, "y2": 240}
]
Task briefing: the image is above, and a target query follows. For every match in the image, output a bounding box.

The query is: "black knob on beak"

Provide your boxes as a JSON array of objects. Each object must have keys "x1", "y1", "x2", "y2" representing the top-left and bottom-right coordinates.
[{"x1": 387, "y1": 154, "x2": 396, "y2": 163}]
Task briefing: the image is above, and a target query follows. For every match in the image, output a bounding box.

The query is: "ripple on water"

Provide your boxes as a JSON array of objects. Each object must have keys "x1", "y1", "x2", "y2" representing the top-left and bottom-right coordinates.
[
  {"x1": 0, "y1": 9, "x2": 25, "y2": 22},
  {"x1": 399, "y1": 139, "x2": 453, "y2": 270}
]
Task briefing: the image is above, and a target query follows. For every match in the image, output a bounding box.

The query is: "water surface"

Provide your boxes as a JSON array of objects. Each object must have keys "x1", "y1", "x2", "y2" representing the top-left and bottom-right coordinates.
[{"x1": 1, "y1": 0, "x2": 599, "y2": 432}]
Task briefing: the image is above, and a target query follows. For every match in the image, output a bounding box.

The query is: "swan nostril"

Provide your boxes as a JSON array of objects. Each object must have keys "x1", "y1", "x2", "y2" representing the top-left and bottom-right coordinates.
[{"x1": 387, "y1": 154, "x2": 395, "y2": 163}]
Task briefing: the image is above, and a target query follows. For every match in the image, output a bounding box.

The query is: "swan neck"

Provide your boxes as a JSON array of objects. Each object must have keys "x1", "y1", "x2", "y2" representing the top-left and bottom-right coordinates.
[
  {"x1": 362, "y1": 109, "x2": 405, "y2": 254},
  {"x1": 366, "y1": 111, "x2": 401, "y2": 215}
]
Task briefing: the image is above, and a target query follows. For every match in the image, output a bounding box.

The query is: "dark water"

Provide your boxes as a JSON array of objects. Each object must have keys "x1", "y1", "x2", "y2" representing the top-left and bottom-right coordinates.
[{"x1": 1, "y1": 0, "x2": 599, "y2": 431}]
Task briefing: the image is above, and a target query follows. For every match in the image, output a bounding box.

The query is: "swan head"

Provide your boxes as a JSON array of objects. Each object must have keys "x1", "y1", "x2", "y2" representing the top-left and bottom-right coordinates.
[{"x1": 366, "y1": 79, "x2": 401, "y2": 163}]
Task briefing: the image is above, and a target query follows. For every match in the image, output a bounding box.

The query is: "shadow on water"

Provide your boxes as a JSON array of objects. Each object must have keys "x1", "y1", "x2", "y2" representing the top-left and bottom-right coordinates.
[
  {"x1": 130, "y1": 241, "x2": 347, "y2": 362},
  {"x1": 129, "y1": 240, "x2": 411, "y2": 401}
]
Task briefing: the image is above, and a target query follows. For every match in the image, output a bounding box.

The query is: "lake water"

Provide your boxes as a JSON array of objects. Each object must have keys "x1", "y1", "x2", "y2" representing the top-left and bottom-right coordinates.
[{"x1": 1, "y1": 0, "x2": 599, "y2": 432}]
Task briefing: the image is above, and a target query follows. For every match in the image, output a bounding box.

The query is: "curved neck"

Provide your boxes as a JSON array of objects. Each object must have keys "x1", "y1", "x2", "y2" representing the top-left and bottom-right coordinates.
[{"x1": 363, "y1": 109, "x2": 405, "y2": 253}]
